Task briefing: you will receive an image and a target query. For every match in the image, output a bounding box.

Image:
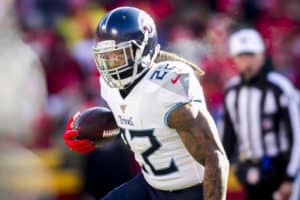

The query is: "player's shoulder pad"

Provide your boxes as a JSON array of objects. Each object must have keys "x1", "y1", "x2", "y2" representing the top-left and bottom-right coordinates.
[{"x1": 147, "y1": 61, "x2": 194, "y2": 97}]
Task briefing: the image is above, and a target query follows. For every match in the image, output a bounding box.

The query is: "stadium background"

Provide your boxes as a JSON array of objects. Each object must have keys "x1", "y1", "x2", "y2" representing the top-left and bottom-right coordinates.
[{"x1": 1, "y1": 0, "x2": 300, "y2": 199}]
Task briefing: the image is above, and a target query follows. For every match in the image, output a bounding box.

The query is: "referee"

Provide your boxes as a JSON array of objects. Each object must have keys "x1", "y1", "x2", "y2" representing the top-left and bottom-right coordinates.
[{"x1": 222, "y1": 29, "x2": 300, "y2": 200}]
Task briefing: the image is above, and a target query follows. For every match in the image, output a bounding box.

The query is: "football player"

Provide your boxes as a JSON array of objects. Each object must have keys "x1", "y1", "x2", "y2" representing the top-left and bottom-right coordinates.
[{"x1": 63, "y1": 6, "x2": 229, "y2": 200}]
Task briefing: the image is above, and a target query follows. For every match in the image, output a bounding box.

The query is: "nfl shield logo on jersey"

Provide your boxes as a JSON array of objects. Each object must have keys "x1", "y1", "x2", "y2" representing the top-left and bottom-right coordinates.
[{"x1": 120, "y1": 104, "x2": 127, "y2": 113}]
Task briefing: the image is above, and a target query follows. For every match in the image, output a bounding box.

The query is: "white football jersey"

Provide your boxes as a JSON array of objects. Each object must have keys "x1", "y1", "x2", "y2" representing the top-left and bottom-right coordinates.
[{"x1": 100, "y1": 61, "x2": 207, "y2": 191}]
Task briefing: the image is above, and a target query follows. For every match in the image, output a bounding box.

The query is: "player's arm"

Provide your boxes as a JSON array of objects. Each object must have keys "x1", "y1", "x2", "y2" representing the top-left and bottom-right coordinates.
[{"x1": 168, "y1": 102, "x2": 229, "y2": 200}]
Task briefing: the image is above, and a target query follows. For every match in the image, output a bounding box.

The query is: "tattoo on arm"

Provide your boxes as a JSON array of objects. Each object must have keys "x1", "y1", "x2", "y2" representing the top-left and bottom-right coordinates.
[{"x1": 168, "y1": 103, "x2": 229, "y2": 200}]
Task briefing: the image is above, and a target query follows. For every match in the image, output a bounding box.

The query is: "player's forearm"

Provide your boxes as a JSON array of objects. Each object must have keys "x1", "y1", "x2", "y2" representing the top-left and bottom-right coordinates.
[
  {"x1": 203, "y1": 150, "x2": 229, "y2": 200},
  {"x1": 167, "y1": 104, "x2": 229, "y2": 199}
]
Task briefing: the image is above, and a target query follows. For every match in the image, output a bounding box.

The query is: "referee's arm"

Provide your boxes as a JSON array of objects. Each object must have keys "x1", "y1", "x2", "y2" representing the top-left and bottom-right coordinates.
[
  {"x1": 281, "y1": 89, "x2": 300, "y2": 181},
  {"x1": 222, "y1": 105, "x2": 237, "y2": 161}
]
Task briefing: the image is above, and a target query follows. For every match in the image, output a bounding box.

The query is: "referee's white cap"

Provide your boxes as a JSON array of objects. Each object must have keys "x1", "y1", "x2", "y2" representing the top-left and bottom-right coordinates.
[{"x1": 229, "y1": 29, "x2": 265, "y2": 56}]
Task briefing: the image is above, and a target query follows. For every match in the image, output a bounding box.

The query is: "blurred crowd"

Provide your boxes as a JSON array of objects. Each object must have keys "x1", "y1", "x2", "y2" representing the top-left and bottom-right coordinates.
[{"x1": 2, "y1": 0, "x2": 300, "y2": 199}]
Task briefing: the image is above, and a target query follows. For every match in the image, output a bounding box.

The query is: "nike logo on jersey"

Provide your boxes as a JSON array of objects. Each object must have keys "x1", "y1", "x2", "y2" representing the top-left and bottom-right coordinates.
[{"x1": 171, "y1": 74, "x2": 181, "y2": 84}]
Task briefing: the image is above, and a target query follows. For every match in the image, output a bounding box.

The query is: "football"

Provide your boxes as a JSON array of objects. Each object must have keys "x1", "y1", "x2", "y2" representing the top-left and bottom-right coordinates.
[{"x1": 72, "y1": 107, "x2": 119, "y2": 141}]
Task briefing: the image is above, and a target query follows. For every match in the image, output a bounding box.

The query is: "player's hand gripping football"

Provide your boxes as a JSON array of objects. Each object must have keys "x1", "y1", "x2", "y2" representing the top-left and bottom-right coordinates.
[
  {"x1": 63, "y1": 113, "x2": 96, "y2": 154},
  {"x1": 63, "y1": 107, "x2": 119, "y2": 154}
]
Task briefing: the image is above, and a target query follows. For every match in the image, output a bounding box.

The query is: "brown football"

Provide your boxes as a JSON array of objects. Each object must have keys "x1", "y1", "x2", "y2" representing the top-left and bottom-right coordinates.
[{"x1": 72, "y1": 107, "x2": 119, "y2": 141}]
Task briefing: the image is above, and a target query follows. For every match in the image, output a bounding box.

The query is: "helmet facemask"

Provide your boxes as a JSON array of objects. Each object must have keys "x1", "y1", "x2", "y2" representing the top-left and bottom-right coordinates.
[{"x1": 93, "y1": 31, "x2": 159, "y2": 89}]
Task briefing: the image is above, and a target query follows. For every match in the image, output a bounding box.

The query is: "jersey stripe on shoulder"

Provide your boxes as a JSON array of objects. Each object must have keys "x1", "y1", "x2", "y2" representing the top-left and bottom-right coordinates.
[{"x1": 267, "y1": 72, "x2": 295, "y2": 95}]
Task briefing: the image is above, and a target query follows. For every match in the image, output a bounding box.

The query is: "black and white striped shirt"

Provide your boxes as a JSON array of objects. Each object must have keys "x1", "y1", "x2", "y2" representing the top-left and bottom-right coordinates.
[{"x1": 222, "y1": 69, "x2": 300, "y2": 180}]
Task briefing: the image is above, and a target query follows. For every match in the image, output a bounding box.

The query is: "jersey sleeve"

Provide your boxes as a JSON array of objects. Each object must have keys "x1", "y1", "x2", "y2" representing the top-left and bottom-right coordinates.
[
  {"x1": 280, "y1": 84, "x2": 300, "y2": 180},
  {"x1": 151, "y1": 61, "x2": 207, "y2": 127}
]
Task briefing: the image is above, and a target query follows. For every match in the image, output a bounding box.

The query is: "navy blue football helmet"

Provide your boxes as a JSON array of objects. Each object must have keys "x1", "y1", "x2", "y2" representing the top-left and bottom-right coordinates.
[{"x1": 93, "y1": 7, "x2": 160, "y2": 89}]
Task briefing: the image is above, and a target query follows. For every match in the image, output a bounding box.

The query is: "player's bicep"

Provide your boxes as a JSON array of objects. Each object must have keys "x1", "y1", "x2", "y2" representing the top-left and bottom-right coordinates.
[{"x1": 167, "y1": 102, "x2": 226, "y2": 165}]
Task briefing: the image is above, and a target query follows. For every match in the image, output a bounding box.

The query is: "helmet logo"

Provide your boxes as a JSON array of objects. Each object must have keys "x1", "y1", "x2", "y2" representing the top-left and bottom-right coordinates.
[
  {"x1": 138, "y1": 13, "x2": 155, "y2": 38},
  {"x1": 143, "y1": 25, "x2": 152, "y2": 33}
]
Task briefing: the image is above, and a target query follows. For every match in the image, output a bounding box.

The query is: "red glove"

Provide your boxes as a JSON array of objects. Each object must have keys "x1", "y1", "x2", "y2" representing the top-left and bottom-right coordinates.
[{"x1": 63, "y1": 113, "x2": 96, "y2": 154}]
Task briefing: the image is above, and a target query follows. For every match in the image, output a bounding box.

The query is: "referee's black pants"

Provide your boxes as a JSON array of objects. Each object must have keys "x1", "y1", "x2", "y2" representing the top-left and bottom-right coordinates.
[
  {"x1": 243, "y1": 176, "x2": 283, "y2": 200},
  {"x1": 235, "y1": 156, "x2": 288, "y2": 200}
]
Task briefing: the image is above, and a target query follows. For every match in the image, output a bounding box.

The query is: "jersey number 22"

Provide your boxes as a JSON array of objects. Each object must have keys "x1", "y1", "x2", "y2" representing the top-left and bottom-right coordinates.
[{"x1": 120, "y1": 128, "x2": 178, "y2": 176}]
